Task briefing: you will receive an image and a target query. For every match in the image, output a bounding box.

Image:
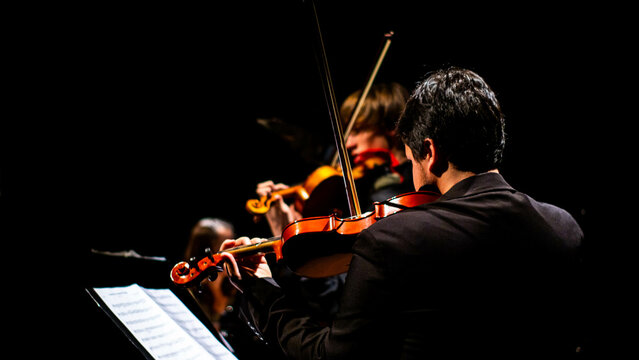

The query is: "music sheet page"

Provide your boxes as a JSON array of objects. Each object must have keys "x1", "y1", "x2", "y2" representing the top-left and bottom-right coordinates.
[{"x1": 93, "y1": 284, "x2": 236, "y2": 360}]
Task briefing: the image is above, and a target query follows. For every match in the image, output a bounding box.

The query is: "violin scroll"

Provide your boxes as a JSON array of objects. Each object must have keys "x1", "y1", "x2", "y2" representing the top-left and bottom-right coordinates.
[
  {"x1": 171, "y1": 239, "x2": 284, "y2": 288},
  {"x1": 245, "y1": 185, "x2": 310, "y2": 215},
  {"x1": 170, "y1": 248, "x2": 225, "y2": 287}
]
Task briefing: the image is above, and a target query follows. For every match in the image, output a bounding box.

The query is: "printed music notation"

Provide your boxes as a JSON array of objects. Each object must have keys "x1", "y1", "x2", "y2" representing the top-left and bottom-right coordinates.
[{"x1": 91, "y1": 284, "x2": 236, "y2": 360}]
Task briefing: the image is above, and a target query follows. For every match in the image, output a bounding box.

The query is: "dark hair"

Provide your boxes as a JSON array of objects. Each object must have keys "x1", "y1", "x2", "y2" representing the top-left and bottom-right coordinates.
[
  {"x1": 397, "y1": 67, "x2": 506, "y2": 173},
  {"x1": 184, "y1": 218, "x2": 235, "y2": 259}
]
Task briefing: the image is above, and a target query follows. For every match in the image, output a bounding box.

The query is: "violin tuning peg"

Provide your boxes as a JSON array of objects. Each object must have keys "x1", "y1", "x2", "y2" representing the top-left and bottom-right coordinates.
[{"x1": 188, "y1": 257, "x2": 198, "y2": 267}]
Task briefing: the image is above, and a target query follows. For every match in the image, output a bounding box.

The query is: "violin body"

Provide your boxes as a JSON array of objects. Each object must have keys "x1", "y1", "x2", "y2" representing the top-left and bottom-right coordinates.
[
  {"x1": 171, "y1": 191, "x2": 440, "y2": 286},
  {"x1": 280, "y1": 190, "x2": 439, "y2": 277}
]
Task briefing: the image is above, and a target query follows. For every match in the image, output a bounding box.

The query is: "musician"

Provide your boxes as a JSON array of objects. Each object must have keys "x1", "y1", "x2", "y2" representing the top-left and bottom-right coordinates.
[
  {"x1": 220, "y1": 67, "x2": 584, "y2": 358},
  {"x1": 255, "y1": 82, "x2": 415, "y2": 325},
  {"x1": 183, "y1": 218, "x2": 285, "y2": 359},
  {"x1": 183, "y1": 218, "x2": 236, "y2": 328},
  {"x1": 346, "y1": 81, "x2": 432, "y2": 208},
  {"x1": 257, "y1": 82, "x2": 414, "y2": 237}
]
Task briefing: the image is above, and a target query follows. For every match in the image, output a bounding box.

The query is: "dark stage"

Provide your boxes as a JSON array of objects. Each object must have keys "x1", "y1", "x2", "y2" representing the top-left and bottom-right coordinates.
[{"x1": 3, "y1": 1, "x2": 624, "y2": 358}]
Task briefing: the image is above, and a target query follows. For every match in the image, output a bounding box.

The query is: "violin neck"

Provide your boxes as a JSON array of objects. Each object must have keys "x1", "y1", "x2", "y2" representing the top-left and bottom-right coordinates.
[{"x1": 219, "y1": 236, "x2": 283, "y2": 261}]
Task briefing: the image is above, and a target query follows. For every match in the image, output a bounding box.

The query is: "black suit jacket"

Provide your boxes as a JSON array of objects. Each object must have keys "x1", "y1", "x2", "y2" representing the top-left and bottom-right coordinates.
[{"x1": 242, "y1": 173, "x2": 584, "y2": 358}]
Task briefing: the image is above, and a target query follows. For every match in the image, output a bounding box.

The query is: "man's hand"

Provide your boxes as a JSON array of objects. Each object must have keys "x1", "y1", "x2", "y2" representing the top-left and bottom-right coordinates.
[{"x1": 219, "y1": 237, "x2": 273, "y2": 280}]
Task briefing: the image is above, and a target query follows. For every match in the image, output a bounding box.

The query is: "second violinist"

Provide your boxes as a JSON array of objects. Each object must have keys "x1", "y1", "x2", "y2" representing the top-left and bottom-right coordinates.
[
  {"x1": 251, "y1": 82, "x2": 424, "y2": 325},
  {"x1": 256, "y1": 82, "x2": 425, "y2": 237}
]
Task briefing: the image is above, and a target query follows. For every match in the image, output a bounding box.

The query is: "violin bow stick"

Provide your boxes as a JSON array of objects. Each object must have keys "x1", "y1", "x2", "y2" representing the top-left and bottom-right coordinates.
[
  {"x1": 308, "y1": 0, "x2": 361, "y2": 217},
  {"x1": 330, "y1": 31, "x2": 394, "y2": 168}
]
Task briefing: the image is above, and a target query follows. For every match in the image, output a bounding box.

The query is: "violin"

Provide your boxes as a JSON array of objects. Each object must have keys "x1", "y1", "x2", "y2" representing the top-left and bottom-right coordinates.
[
  {"x1": 245, "y1": 165, "x2": 342, "y2": 217},
  {"x1": 171, "y1": 190, "x2": 439, "y2": 286},
  {"x1": 245, "y1": 149, "x2": 394, "y2": 218}
]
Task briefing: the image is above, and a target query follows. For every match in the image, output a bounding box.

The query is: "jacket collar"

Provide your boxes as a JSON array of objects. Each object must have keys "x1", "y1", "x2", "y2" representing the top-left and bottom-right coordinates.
[{"x1": 419, "y1": 172, "x2": 515, "y2": 201}]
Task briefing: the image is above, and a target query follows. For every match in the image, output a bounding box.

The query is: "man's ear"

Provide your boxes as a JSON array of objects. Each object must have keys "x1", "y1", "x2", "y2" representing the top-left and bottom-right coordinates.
[{"x1": 424, "y1": 138, "x2": 448, "y2": 176}]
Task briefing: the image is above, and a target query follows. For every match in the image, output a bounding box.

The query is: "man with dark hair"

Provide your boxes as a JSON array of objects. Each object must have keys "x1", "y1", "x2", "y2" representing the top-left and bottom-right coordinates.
[
  {"x1": 397, "y1": 67, "x2": 506, "y2": 174},
  {"x1": 219, "y1": 67, "x2": 584, "y2": 358}
]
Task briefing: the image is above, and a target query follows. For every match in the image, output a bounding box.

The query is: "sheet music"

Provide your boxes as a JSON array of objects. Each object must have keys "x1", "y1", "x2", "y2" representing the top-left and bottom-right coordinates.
[
  {"x1": 93, "y1": 284, "x2": 236, "y2": 360},
  {"x1": 143, "y1": 287, "x2": 236, "y2": 358}
]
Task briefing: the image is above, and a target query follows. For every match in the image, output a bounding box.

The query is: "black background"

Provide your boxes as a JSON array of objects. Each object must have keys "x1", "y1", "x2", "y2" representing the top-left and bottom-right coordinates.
[
  {"x1": 3, "y1": 1, "x2": 626, "y2": 357},
  {"x1": 37, "y1": 2, "x2": 599, "y2": 257}
]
